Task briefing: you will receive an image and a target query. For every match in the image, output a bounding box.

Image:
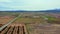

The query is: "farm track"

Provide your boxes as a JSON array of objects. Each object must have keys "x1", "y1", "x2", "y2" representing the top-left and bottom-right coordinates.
[{"x1": 0, "y1": 25, "x2": 25, "y2": 34}]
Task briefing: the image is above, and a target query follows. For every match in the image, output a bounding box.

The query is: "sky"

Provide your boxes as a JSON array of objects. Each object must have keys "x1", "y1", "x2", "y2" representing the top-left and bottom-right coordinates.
[{"x1": 0, "y1": 0, "x2": 60, "y2": 11}]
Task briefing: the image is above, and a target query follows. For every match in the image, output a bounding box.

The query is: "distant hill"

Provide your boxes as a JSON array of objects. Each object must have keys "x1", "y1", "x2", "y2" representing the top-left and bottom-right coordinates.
[{"x1": 0, "y1": 9, "x2": 60, "y2": 12}]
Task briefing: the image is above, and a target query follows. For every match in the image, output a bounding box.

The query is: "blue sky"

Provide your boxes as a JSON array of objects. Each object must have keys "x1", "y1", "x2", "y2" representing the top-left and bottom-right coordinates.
[{"x1": 0, "y1": 0, "x2": 60, "y2": 11}]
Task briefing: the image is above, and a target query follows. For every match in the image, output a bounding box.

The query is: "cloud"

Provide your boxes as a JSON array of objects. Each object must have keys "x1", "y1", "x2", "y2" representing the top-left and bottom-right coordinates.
[
  {"x1": 0, "y1": 0, "x2": 12, "y2": 2},
  {"x1": 0, "y1": 0, "x2": 60, "y2": 11}
]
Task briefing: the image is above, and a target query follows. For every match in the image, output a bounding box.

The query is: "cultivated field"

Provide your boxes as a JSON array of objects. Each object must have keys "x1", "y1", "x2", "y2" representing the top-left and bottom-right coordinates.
[
  {"x1": 0, "y1": 16, "x2": 16, "y2": 27},
  {"x1": 0, "y1": 12, "x2": 60, "y2": 34}
]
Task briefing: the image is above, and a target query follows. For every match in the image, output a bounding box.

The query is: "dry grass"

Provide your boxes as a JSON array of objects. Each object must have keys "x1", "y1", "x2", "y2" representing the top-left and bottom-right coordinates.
[{"x1": 26, "y1": 24, "x2": 60, "y2": 34}]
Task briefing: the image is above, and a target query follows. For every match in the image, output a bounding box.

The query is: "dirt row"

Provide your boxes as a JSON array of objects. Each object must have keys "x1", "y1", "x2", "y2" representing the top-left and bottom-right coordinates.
[{"x1": 0, "y1": 25, "x2": 25, "y2": 34}]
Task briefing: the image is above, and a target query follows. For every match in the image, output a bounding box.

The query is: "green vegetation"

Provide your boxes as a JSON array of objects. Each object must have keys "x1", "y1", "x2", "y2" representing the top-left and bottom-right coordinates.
[{"x1": 44, "y1": 16, "x2": 56, "y2": 21}]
